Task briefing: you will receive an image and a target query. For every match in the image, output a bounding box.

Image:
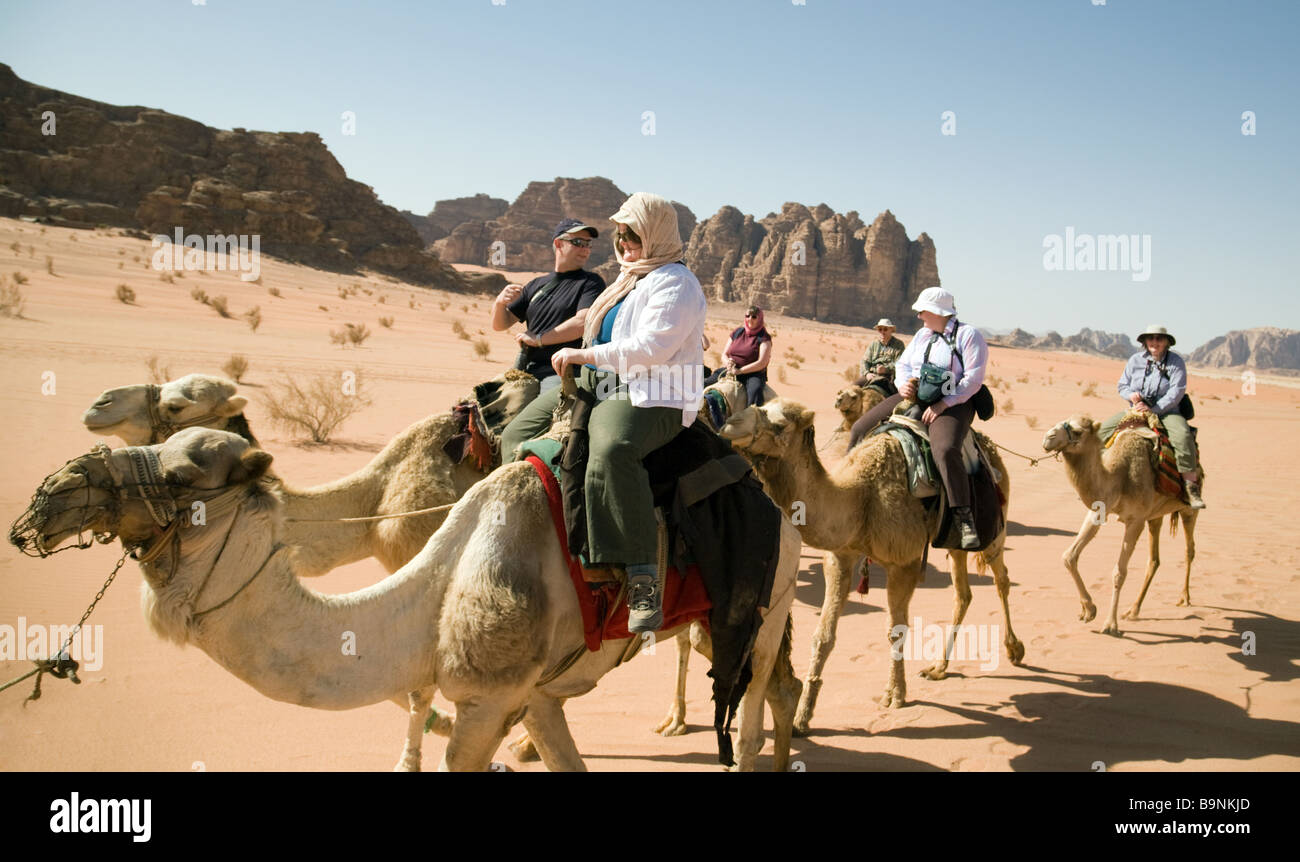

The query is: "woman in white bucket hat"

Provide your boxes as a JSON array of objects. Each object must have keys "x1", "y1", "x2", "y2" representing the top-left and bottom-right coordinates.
[{"x1": 849, "y1": 287, "x2": 990, "y2": 549}]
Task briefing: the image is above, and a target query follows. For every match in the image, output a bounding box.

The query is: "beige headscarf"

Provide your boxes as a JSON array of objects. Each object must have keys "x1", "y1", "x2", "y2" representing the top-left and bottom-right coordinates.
[{"x1": 582, "y1": 192, "x2": 685, "y2": 346}]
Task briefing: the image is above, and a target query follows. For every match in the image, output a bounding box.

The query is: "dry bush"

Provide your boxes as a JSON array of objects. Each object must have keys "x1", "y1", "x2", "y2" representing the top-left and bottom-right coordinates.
[
  {"x1": 12, "y1": 271, "x2": 28, "y2": 285},
  {"x1": 173, "y1": 270, "x2": 184, "y2": 279},
  {"x1": 68, "y1": 235, "x2": 76, "y2": 243},
  {"x1": 986, "y1": 374, "x2": 1003, "y2": 389},
  {"x1": 842, "y1": 365, "x2": 858, "y2": 382},
  {"x1": 267, "y1": 286, "x2": 281, "y2": 298},
  {"x1": 1002, "y1": 398, "x2": 1015, "y2": 413},
  {"x1": 439, "y1": 302, "x2": 448, "y2": 311},
  {"x1": 362, "y1": 287, "x2": 373, "y2": 296},
  {"x1": 318, "y1": 305, "x2": 329, "y2": 312},
  {"x1": 132, "y1": 254, "x2": 140, "y2": 263},
  {"x1": 117, "y1": 249, "x2": 125, "y2": 256},
  {"x1": 117, "y1": 261, "x2": 124, "y2": 269},
  {"x1": 45, "y1": 256, "x2": 54, "y2": 275},
  {"x1": 330, "y1": 322, "x2": 370, "y2": 347},
  {"x1": 208, "y1": 295, "x2": 231, "y2": 318},
  {"x1": 777, "y1": 364, "x2": 789, "y2": 384},
  {"x1": 264, "y1": 373, "x2": 371, "y2": 444},
  {"x1": 337, "y1": 286, "x2": 350, "y2": 300},
  {"x1": 0, "y1": 280, "x2": 26, "y2": 319},
  {"x1": 222, "y1": 354, "x2": 250, "y2": 383},
  {"x1": 243, "y1": 305, "x2": 262, "y2": 332},
  {"x1": 1024, "y1": 415, "x2": 1040, "y2": 429},
  {"x1": 409, "y1": 298, "x2": 417, "y2": 309},
  {"x1": 1081, "y1": 382, "x2": 1098, "y2": 397},
  {"x1": 190, "y1": 287, "x2": 208, "y2": 303},
  {"x1": 473, "y1": 337, "x2": 490, "y2": 359},
  {"x1": 452, "y1": 320, "x2": 469, "y2": 340},
  {"x1": 788, "y1": 359, "x2": 802, "y2": 370},
  {"x1": 115, "y1": 283, "x2": 136, "y2": 304},
  {"x1": 196, "y1": 269, "x2": 208, "y2": 277},
  {"x1": 378, "y1": 316, "x2": 394, "y2": 328},
  {"x1": 160, "y1": 271, "x2": 175, "y2": 284},
  {"x1": 8, "y1": 241, "x2": 18, "y2": 254},
  {"x1": 377, "y1": 294, "x2": 386, "y2": 304},
  {"x1": 461, "y1": 304, "x2": 469, "y2": 313},
  {"x1": 144, "y1": 355, "x2": 172, "y2": 384},
  {"x1": 1016, "y1": 373, "x2": 1029, "y2": 384}
]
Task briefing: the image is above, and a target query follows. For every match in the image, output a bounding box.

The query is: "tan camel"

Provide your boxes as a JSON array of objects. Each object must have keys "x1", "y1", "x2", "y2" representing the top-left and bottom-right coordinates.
[
  {"x1": 718, "y1": 397, "x2": 1024, "y2": 732},
  {"x1": 832, "y1": 383, "x2": 886, "y2": 432},
  {"x1": 82, "y1": 372, "x2": 538, "y2": 577},
  {"x1": 1041, "y1": 414, "x2": 1201, "y2": 636},
  {"x1": 15, "y1": 427, "x2": 802, "y2": 771}
]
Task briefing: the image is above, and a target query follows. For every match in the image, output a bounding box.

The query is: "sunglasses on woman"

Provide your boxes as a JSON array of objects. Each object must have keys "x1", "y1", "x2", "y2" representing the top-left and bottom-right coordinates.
[{"x1": 616, "y1": 228, "x2": 641, "y2": 245}]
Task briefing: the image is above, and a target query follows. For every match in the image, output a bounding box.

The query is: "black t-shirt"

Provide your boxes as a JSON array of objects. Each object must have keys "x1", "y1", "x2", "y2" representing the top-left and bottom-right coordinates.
[{"x1": 506, "y1": 268, "x2": 605, "y2": 378}]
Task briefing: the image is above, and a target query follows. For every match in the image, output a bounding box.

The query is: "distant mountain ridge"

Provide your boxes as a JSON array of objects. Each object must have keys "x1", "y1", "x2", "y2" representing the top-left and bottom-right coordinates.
[
  {"x1": 985, "y1": 327, "x2": 1137, "y2": 360},
  {"x1": 1188, "y1": 327, "x2": 1300, "y2": 371}
]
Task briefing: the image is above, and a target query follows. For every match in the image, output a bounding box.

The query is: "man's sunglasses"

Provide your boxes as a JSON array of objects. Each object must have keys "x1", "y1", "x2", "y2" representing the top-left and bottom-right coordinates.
[
  {"x1": 616, "y1": 228, "x2": 642, "y2": 245},
  {"x1": 561, "y1": 237, "x2": 593, "y2": 248}
]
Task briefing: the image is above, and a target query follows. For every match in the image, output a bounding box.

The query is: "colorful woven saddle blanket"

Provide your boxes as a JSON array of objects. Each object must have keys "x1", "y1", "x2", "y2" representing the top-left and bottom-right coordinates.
[{"x1": 1106, "y1": 411, "x2": 1186, "y2": 501}]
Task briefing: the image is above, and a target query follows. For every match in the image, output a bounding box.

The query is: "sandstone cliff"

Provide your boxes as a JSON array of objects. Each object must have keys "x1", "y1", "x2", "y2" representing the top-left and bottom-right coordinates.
[
  {"x1": 0, "y1": 64, "x2": 467, "y2": 289},
  {"x1": 986, "y1": 327, "x2": 1137, "y2": 359},
  {"x1": 1189, "y1": 327, "x2": 1300, "y2": 371}
]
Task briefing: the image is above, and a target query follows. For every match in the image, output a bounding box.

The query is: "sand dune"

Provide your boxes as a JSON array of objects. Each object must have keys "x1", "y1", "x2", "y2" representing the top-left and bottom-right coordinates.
[{"x1": 1, "y1": 219, "x2": 1296, "y2": 771}]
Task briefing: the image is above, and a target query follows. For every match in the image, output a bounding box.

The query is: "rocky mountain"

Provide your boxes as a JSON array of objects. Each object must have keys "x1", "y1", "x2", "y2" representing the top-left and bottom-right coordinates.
[
  {"x1": 684, "y1": 204, "x2": 938, "y2": 329},
  {"x1": 0, "y1": 64, "x2": 474, "y2": 290},
  {"x1": 1189, "y1": 327, "x2": 1300, "y2": 370},
  {"x1": 402, "y1": 193, "x2": 509, "y2": 245},
  {"x1": 431, "y1": 176, "x2": 696, "y2": 274},
  {"x1": 985, "y1": 327, "x2": 1137, "y2": 359}
]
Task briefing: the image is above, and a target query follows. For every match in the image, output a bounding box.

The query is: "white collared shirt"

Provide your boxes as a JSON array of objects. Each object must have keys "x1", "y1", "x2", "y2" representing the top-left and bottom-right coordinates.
[{"x1": 587, "y1": 263, "x2": 707, "y2": 426}]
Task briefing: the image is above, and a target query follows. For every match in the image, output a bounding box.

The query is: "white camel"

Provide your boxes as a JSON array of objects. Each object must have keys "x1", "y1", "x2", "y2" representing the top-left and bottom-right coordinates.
[{"x1": 15, "y1": 428, "x2": 802, "y2": 771}]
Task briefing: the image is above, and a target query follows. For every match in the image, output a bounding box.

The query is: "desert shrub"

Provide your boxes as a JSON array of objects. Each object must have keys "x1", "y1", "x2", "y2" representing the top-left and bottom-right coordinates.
[
  {"x1": 243, "y1": 305, "x2": 262, "y2": 332},
  {"x1": 378, "y1": 316, "x2": 394, "y2": 328},
  {"x1": 132, "y1": 254, "x2": 140, "y2": 263},
  {"x1": 8, "y1": 241, "x2": 18, "y2": 254},
  {"x1": 196, "y1": 268, "x2": 208, "y2": 277},
  {"x1": 408, "y1": 298, "x2": 417, "y2": 309},
  {"x1": 318, "y1": 305, "x2": 329, "y2": 312},
  {"x1": 986, "y1": 374, "x2": 1003, "y2": 389},
  {"x1": 439, "y1": 302, "x2": 449, "y2": 311},
  {"x1": 144, "y1": 355, "x2": 172, "y2": 384},
  {"x1": 338, "y1": 286, "x2": 350, "y2": 300},
  {"x1": 222, "y1": 354, "x2": 250, "y2": 383},
  {"x1": 1024, "y1": 415, "x2": 1039, "y2": 429},
  {"x1": 1016, "y1": 373, "x2": 1029, "y2": 384},
  {"x1": 461, "y1": 304, "x2": 469, "y2": 313},
  {"x1": 1002, "y1": 398, "x2": 1015, "y2": 413},
  {"x1": 12, "y1": 271, "x2": 28, "y2": 285},
  {"x1": 377, "y1": 294, "x2": 386, "y2": 304},
  {"x1": 160, "y1": 271, "x2": 175, "y2": 284},
  {"x1": 45, "y1": 256, "x2": 54, "y2": 275},
  {"x1": 208, "y1": 295, "x2": 231, "y2": 318},
  {"x1": 117, "y1": 261, "x2": 124, "y2": 269},
  {"x1": 473, "y1": 337, "x2": 490, "y2": 359},
  {"x1": 68, "y1": 235, "x2": 76, "y2": 243},
  {"x1": 0, "y1": 281, "x2": 26, "y2": 319},
  {"x1": 264, "y1": 373, "x2": 371, "y2": 444},
  {"x1": 190, "y1": 287, "x2": 208, "y2": 303},
  {"x1": 115, "y1": 283, "x2": 136, "y2": 304},
  {"x1": 1081, "y1": 382, "x2": 1098, "y2": 397},
  {"x1": 452, "y1": 320, "x2": 469, "y2": 340},
  {"x1": 330, "y1": 322, "x2": 370, "y2": 347},
  {"x1": 268, "y1": 286, "x2": 282, "y2": 298},
  {"x1": 842, "y1": 365, "x2": 858, "y2": 382},
  {"x1": 173, "y1": 270, "x2": 184, "y2": 279},
  {"x1": 777, "y1": 364, "x2": 789, "y2": 384}
]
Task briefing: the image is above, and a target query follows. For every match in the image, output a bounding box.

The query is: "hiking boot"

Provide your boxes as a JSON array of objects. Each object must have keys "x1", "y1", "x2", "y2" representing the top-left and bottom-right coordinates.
[
  {"x1": 953, "y1": 506, "x2": 980, "y2": 551},
  {"x1": 626, "y1": 569, "x2": 663, "y2": 633},
  {"x1": 1185, "y1": 482, "x2": 1207, "y2": 510}
]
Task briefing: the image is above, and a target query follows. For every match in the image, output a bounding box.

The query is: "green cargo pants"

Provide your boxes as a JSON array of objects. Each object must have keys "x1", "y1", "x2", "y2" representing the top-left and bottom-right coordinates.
[
  {"x1": 1100, "y1": 409, "x2": 1198, "y2": 473},
  {"x1": 500, "y1": 384, "x2": 562, "y2": 464}
]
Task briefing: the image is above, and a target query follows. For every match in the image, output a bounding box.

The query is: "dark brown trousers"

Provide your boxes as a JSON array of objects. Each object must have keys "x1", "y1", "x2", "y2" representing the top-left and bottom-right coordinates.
[{"x1": 848, "y1": 394, "x2": 977, "y2": 509}]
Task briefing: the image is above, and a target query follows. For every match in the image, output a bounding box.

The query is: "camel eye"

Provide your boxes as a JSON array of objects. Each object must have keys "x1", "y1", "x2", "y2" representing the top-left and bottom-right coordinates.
[{"x1": 94, "y1": 397, "x2": 111, "y2": 408}]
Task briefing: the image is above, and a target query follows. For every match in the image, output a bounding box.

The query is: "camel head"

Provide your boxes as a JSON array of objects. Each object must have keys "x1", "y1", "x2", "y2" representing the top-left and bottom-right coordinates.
[
  {"x1": 83, "y1": 374, "x2": 248, "y2": 446},
  {"x1": 718, "y1": 398, "x2": 816, "y2": 457},
  {"x1": 833, "y1": 384, "x2": 865, "y2": 424},
  {"x1": 10, "y1": 428, "x2": 275, "y2": 559},
  {"x1": 472, "y1": 369, "x2": 541, "y2": 435},
  {"x1": 1042, "y1": 414, "x2": 1100, "y2": 454}
]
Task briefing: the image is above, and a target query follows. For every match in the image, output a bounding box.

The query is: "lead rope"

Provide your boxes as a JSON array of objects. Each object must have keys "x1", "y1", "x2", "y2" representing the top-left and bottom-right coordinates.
[{"x1": 992, "y1": 441, "x2": 1060, "y2": 468}]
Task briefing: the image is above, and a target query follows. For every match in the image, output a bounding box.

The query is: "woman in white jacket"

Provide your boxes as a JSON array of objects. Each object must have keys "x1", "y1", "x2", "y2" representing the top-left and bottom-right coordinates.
[{"x1": 549, "y1": 192, "x2": 707, "y2": 632}]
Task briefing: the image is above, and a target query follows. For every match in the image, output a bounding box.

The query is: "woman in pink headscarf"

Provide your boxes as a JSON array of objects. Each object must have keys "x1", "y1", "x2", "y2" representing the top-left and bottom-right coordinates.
[{"x1": 703, "y1": 305, "x2": 773, "y2": 406}]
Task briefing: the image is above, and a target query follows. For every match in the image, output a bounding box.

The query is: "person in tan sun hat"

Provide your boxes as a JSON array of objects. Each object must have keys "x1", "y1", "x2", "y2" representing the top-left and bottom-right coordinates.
[
  {"x1": 1098, "y1": 324, "x2": 1205, "y2": 508},
  {"x1": 854, "y1": 317, "x2": 905, "y2": 395}
]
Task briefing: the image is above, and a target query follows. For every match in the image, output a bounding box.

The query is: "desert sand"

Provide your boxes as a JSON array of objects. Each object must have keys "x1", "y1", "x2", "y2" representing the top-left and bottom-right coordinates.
[{"x1": 1, "y1": 218, "x2": 1296, "y2": 772}]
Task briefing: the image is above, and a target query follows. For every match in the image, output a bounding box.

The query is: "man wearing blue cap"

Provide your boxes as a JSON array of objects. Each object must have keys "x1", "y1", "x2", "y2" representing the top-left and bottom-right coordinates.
[{"x1": 490, "y1": 218, "x2": 606, "y2": 392}]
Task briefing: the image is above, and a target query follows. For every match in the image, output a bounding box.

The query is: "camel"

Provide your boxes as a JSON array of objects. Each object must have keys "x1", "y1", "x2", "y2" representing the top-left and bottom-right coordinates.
[
  {"x1": 832, "y1": 383, "x2": 886, "y2": 432},
  {"x1": 1041, "y1": 414, "x2": 1201, "y2": 636},
  {"x1": 717, "y1": 397, "x2": 1024, "y2": 732},
  {"x1": 13, "y1": 427, "x2": 802, "y2": 771},
  {"x1": 81, "y1": 372, "x2": 538, "y2": 577}
]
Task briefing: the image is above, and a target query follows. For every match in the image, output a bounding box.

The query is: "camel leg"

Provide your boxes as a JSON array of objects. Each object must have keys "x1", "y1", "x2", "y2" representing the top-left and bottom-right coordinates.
[
  {"x1": 988, "y1": 546, "x2": 1026, "y2": 665},
  {"x1": 1123, "y1": 518, "x2": 1163, "y2": 620},
  {"x1": 1101, "y1": 519, "x2": 1145, "y2": 636},
  {"x1": 732, "y1": 577, "x2": 796, "y2": 772},
  {"x1": 922, "y1": 551, "x2": 972, "y2": 680},
  {"x1": 519, "y1": 694, "x2": 587, "y2": 772},
  {"x1": 438, "y1": 692, "x2": 530, "y2": 772},
  {"x1": 793, "y1": 551, "x2": 856, "y2": 735},
  {"x1": 763, "y1": 617, "x2": 800, "y2": 772},
  {"x1": 1177, "y1": 511, "x2": 1197, "y2": 606},
  {"x1": 392, "y1": 689, "x2": 439, "y2": 772},
  {"x1": 881, "y1": 560, "x2": 922, "y2": 709},
  {"x1": 1063, "y1": 510, "x2": 1101, "y2": 622},
  {"x1": 652, "y1": 628, "x2": 693, "y2": 736}
]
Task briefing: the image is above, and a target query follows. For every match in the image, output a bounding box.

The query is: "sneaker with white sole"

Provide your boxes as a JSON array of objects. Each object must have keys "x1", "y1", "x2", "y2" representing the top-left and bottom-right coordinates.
[{"x1": 626, "y1": 571, "x2": 663, "y2": 633}]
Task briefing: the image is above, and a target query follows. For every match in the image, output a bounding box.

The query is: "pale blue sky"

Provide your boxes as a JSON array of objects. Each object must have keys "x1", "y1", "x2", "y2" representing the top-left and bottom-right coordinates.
[{"x1": 2, "y1": 0, "x2": 1296, "y2": 349}]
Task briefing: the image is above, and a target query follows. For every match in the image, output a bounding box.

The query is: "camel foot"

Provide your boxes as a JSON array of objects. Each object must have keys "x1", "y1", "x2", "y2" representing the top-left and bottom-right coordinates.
[
  {"x1": 508, "y1": 733, "x2": 541, "y2": 763},
  {"x1": 1006, "y1": 638, "x2": 1026, "y2": 666},
  {"x1": 919, "y1": 665, "x2": 948, "y2": 681},
  {"x1": 1121, "y1": 606, "x2": 1140, "y2": 620},
  {"x1": 1080, "y1": 601, "x2": 1097, "y2": 622},
  {"x1": 393, "y1": 756, "x2": 420, "y2": 773},
  {"x1": 1100, "y1": 622, "x2": 1122, "y2": 637},
  {"x1": 877, "y1": 689, "x2": 905, "y2": 709},
  {"x1": 1176, "y1": 593, "x2": 1191, "y2": 607},
  {"x1": 791, "y1": 721, "x2": 810, "y2": 738},
  {"x1": 652, "y1": 712, "x2": 687, "y2": 737}
]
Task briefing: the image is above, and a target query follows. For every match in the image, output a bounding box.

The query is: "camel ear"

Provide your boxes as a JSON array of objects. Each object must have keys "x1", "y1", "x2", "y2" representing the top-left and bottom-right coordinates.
[
  {"x1": 234, "y1": 448, "x2": 273, "y2": 482},
  {"x1": 1087, "y1": 419, "x2": 1101, "y2": 435},
  {"x1": 217, "y1": 395, "x2": 249, "y2": 417}
]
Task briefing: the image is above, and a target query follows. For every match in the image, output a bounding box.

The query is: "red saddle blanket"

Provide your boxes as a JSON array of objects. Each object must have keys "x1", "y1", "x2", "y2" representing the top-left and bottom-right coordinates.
[{"x1": 526, "y1": 455, "x2": 712, "y2": 651}]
